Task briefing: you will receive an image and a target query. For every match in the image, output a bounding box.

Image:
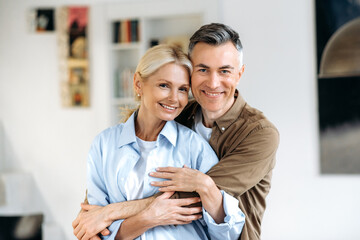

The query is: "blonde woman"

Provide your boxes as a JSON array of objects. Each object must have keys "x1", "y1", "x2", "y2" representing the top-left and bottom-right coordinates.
[{"x1": 82, "y1": 44, "x2": 244, "y2": 240}]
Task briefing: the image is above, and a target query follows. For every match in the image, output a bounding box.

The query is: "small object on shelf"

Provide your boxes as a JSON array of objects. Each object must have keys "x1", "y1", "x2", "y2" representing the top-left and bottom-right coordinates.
[{"x1": 150, "y1": 39, "x2": 159, "y2": 47}]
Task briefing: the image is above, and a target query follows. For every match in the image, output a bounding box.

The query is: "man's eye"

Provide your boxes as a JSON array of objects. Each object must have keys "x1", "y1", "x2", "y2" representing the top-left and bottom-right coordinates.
[
  {"x1": 221, "y1": 70, "x2": 230, "y2": 74},
  {"x1": 199, "y1": 69, "x2": 207, "y2": 72}
]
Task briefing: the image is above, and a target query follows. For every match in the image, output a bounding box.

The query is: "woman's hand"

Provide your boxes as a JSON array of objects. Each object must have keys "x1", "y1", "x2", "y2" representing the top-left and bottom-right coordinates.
[
  {"x1": 150, "y1": 165, "x2": 212, "y2": 194},
  {"x1": 72, "y1": 203, "x2": 111, "y2": 240},
  {"x1": 150, "y1": 166, "x2": 226, "y2": 224},
  {"x1": 143, "y1": 191, "x2": 203, "y2": 227}
]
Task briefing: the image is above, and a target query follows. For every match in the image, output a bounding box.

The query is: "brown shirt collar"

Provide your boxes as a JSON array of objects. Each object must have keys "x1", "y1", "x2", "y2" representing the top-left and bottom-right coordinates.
[{"x1": 183, "y1": 89, "x2": 246, "y2": 132}]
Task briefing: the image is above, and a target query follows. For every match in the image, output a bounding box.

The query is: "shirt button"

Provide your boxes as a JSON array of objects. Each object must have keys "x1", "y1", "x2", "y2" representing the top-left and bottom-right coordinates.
[{"x1": 221, "y1": 127, "x2": 225, "y2": 131}]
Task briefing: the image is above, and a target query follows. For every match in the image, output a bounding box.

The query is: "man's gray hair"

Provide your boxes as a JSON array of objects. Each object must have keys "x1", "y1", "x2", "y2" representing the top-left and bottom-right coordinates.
[{"x1": 188, "y1": 23, "x2": 243, "y2": 67}]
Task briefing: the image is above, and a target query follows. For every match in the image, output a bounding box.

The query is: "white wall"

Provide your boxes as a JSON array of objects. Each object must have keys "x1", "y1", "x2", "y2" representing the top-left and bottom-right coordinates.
[
  {"x1": 0, "y1": 0, "x2": 111, "y2": 238},
  {"x1": 222, "y1": 0, "x2": 360, "y2": 239},
  {"x1": 0, "y1": 0, "x2": 359, "y2": 239}
]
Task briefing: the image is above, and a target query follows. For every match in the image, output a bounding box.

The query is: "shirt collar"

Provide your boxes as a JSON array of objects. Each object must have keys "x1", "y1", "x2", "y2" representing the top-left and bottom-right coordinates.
[
  {"x1": 117, "y1": 112, "x2": 137, "y2": 148},
  {"x1": 117, "y1": 111, "x2": 178, "y2": 148},
  {"x1": 158, "y1": 120, "x2": 178, "y2": 147},
  {"x1": 184, "y1": 89, "x2": 246, "y2": 133},
  {"x1": 213, "y1": 89, "x2": 246, "y2": 132}
]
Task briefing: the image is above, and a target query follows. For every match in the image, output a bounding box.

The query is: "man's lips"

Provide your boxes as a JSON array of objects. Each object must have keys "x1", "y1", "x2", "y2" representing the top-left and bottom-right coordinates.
[{"x1": 202, "y1": 90, "x2": 223, "y2": 97}]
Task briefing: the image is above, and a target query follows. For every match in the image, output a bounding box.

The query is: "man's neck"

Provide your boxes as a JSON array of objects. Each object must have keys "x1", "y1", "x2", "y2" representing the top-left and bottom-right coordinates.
[{"x1": 201, "y1": 98, "x2": 235, "y2": 128}]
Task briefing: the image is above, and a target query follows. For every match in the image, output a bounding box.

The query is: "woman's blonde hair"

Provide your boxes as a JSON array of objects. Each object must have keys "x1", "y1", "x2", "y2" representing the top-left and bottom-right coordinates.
[{"x1": 120, "y1": 44, "x2": 192, "y2": 122}]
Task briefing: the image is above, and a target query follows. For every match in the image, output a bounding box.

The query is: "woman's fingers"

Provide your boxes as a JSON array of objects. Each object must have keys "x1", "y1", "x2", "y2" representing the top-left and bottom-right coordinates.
[
  {"x1": 100, "y1": 228, "x2": 110, "y2": 236},
  {"x1": 149, "y1": 171, "x2": 174, "y2": 179},
  {"x1": 81, "y1": 203, "x2": 97, "y2": 211},
  {"x1": 151, "y1": 180, "x2": 172, "y2": 187},
  {"x1": 155, "y1": 167, "x2": 178, "y2": 172}
]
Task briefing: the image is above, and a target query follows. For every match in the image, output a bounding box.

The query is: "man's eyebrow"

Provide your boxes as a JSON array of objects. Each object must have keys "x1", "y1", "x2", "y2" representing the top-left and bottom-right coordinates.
[
  {"x1": 194, "y1": 63, "x2": 209, "y2": 68},
  {"x1": 219, "y1": 65, "x2": 235, "y2": 69}
]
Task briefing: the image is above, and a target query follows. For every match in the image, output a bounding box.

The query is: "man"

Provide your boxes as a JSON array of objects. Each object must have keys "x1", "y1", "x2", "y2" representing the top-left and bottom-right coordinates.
[{"x1": 73, "y1": 23, "x2": 279, "y2": 240}]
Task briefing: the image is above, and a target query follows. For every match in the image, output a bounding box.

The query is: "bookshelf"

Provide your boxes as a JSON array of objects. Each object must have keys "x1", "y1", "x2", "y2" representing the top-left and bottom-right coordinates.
[{"x1": 104, "y1": 0, "x2": 219, "y2": 125}]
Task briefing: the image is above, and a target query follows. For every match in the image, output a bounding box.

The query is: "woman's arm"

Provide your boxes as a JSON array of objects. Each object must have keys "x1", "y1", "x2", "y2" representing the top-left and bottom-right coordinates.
[
  {"x1": 115, "y1": 192, "x2": 203, "y2": 240},
  {"x1": 72, "y1": 196, "x2": 156, "y2": 240}
]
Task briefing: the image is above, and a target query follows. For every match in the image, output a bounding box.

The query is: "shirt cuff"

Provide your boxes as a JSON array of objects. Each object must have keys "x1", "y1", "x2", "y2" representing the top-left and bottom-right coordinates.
[
  {"x1": 101, "y1": 219, "x2": 124, "y2": 240},
  {"x1": 202, "y1": 190, "x2": 245, "y2": 231}
]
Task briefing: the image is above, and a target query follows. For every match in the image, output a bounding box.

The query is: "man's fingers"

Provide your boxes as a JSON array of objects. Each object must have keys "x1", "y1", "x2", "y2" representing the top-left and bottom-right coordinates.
[
  {"x1": 176, "y1": 213, "x2": 202, "y2": 222},
  {"x1": 179, "y1": 206, "x2": 203, "y2": 215},
  {"x1": 175, "y1": 197, "x2": 201, "y2": 206},
  {"x1": 158, "y1": 191, "x2": 174, "y2": 199},
  {"x1": 100, "y1": 228, "x2": 110, "y2": 236}
]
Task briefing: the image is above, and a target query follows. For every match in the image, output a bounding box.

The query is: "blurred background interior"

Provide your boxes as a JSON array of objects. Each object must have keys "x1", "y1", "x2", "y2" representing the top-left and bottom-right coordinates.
[{"x1": 0, "y1": 0, "x2": 359, "y2": 239}]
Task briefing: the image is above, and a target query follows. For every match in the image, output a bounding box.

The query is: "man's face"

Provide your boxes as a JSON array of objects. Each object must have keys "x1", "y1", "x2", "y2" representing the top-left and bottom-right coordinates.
[{"x1": 190, "y1": 42, "x2": 244, "y2": 120}]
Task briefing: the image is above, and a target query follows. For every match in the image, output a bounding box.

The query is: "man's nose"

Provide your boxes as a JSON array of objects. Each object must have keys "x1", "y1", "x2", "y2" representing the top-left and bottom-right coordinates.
[{"x1": 207, "y1": 72, "x2": 221, "y2": 89}]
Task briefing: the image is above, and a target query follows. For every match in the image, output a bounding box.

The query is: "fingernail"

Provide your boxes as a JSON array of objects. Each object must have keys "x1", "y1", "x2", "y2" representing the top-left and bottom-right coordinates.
[{"x1": 149, "y1": 172, "x2": 154, "y2": 176}]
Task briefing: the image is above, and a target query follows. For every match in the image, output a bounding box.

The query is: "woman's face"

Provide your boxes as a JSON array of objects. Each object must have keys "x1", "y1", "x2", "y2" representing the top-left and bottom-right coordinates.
[{"x1": 139, "y1": 63, "x2": 190, "y2": 122}]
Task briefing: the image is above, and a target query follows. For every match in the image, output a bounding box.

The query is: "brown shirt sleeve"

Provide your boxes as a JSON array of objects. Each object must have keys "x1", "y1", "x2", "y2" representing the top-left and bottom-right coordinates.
[
  {"x1": 172, "y1": 126, "x2": 278, "y2": 202},
  {"x1": 207, "y1": 126, "x2": 279, "y2": 198}
]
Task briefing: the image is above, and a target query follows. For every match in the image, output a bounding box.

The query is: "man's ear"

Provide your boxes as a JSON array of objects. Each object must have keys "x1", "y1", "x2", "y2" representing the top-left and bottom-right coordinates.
[
  {"x1": 237, "y1": 65, "x2": 245, "y2": 83},
  {"x1": 133, "y1": 72, "x2": 142, "y2": 95}
]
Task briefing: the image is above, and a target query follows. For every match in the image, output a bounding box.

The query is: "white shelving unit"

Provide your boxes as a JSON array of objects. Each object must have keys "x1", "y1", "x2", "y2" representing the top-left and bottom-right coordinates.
[{"x1": 104, "y1": 0, "x2": 219, "y2": 125}]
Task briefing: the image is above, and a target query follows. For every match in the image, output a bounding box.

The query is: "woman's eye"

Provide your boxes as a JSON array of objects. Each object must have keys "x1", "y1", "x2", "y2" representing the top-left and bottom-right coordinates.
[
  {"x1": 159, "y1": 83, "x2": 168, "y2": 88},
  {"x1": 179, "y1": 87, "x2": 189, "y2": 92}
]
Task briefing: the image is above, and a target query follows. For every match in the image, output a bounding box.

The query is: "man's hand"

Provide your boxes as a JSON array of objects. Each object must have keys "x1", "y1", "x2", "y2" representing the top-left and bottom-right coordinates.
[
  {"x1": 150, "y1": 165, "x2": 211, "y2": 193},
  {"x1": 72, "y1": 203, "x2": 111, "y2": 240}
]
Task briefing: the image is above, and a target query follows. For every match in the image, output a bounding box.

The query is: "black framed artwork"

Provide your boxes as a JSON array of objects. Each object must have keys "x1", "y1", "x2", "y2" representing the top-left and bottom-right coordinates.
[
  {"x1": 29, "y1": 8, "x2": 55, "y2": 32},
  {"x1": 316, "y1": 0, "x2": 360, "y2": 174}
]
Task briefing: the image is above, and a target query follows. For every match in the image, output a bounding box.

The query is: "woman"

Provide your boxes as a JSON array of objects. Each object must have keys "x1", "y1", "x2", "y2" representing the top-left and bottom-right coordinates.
[{"x1": 86, "y1": 45, "x2": 244, "y2": 240}]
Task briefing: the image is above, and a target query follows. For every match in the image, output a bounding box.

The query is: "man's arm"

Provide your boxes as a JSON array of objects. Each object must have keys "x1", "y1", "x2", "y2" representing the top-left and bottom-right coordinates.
[
  {"x1": 207, "y1": 127, "x2": 279, "y2": 197},
  {"x1": 168, "y1": 126, "x2": 278, "y2": 199}
]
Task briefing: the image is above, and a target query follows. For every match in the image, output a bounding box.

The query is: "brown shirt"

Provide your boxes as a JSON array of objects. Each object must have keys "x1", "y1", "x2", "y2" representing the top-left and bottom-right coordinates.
[{"x1": 175, "y1": 90, "x2": 279, "y2": 240}]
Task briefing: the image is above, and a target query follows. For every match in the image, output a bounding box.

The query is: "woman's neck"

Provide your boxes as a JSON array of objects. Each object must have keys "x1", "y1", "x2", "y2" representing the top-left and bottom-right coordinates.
[{"x1": 135, "y1": 108, "x2": 166, "y2": 141}]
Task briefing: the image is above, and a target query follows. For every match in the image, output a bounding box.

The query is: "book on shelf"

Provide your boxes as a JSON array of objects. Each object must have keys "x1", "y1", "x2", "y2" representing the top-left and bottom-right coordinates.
[
  {"x1": 114, "y1": 67, "x2": 135, "y2": 98},
  {"x1": 113, "y1": 19, "x2": 139, "y2": 43}
]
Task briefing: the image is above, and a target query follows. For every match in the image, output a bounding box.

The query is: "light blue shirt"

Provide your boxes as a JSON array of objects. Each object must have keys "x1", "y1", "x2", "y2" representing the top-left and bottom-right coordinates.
[{"x1": 87, "y1": 112, "x2": 245, "y2": 240}]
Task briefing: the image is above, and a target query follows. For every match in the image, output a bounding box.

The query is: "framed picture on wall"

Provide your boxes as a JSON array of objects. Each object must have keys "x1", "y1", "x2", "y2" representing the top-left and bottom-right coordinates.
[
  {"x1": 28, "y1": 8, "x2": 55, "y2": 33},
  {"x1": 316, "y1": 0, "x2": 360, "y2": 174},
  {"x1": 58, "y1": 6, "x2": 89, "y2": 107}
]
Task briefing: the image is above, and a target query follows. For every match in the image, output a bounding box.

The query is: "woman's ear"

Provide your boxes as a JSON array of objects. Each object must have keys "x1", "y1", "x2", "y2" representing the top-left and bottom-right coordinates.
[{"x1": 134, "y1": 72, "x2": 142, "y2": 95}]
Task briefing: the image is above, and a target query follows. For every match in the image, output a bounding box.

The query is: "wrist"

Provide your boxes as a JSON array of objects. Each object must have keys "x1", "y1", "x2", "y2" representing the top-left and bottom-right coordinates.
[
  {"x1": 105, "y1": 204, "x2": 117, "y2": 224},
  {"x1": 139, "y1": 207, "x2": 157, "y2": 229},
  {"x1": 196, "y1": 174, "x2": 215, "y2": 196}
]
